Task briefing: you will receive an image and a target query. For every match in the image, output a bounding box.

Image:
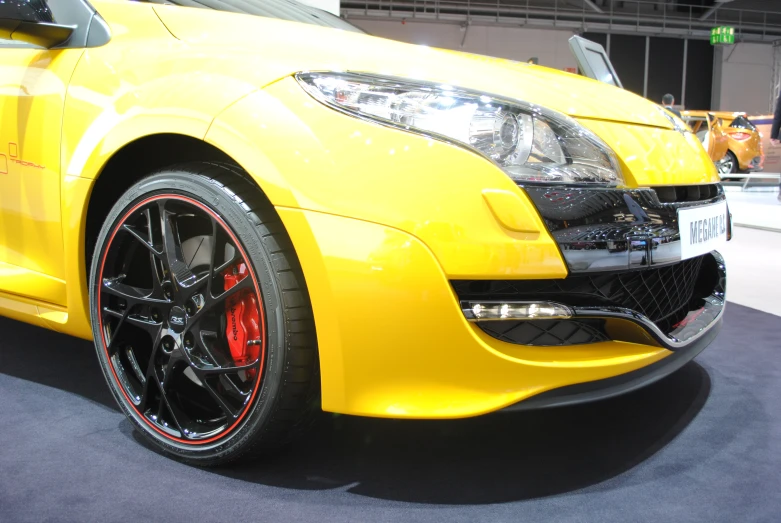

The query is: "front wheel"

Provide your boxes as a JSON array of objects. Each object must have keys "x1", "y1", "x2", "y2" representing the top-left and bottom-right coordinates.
[{"x1": 89, "y1": 163, "x2": 319, "y2": 466}]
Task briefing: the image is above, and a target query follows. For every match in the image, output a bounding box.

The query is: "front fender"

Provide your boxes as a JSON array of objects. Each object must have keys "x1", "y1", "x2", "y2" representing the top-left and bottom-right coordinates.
[
  {"x1": 61, "y1": 1, "x2": 260, "y2": 181},
  {"x1": 58, "y1": 2, "x2": 269, "y2": 338},
  {"x1": 206, "y1": 76, "x2": 567, "y2": 281}
]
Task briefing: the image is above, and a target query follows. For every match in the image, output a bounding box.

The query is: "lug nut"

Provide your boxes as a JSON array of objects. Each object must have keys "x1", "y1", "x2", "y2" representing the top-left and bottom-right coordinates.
[{"x1": 161, "y1": 336, "x2": 175, "y2": 352}]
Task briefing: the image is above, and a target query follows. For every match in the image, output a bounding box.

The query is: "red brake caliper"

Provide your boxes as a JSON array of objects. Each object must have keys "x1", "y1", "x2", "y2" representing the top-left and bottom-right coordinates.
[{"x1": 223, "y1": 263, "x2": 261, "y2": 379}]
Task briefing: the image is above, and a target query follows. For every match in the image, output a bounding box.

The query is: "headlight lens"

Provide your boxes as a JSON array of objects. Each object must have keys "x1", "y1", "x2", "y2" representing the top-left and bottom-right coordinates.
[{"x1": 296, "y1": 72, "x2": 623, "y2": 185}]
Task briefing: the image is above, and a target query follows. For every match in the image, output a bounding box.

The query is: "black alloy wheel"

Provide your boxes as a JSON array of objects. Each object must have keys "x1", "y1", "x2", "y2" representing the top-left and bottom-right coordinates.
[{"x1": 90, "y1": 163, "x2": 319, "y2": 466}]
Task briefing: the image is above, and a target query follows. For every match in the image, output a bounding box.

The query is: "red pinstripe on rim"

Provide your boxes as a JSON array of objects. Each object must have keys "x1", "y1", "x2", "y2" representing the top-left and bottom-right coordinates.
[{"x1": 97, "y1": 194, "x2": 267, "y2": 445}]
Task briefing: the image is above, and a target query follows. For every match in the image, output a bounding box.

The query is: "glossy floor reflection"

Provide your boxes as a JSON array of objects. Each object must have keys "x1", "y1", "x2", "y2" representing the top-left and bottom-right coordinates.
[{"x1": 1, "y1": 303, "x2": 780, "y2": 522}]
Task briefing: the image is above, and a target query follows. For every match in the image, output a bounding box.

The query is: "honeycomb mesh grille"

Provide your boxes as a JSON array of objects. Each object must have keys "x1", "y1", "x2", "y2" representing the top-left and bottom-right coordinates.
[
  {"x1": 479, "y1": 320, "x2": 609, "y2": 346},
  {"x1": 453, "y1": 256, "x2": 705, "y2": 324}
]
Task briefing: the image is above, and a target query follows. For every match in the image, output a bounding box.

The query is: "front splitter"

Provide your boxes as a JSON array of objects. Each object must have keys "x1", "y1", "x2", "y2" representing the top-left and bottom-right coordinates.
[{"x1": 501, "y1": 313, "x2": 721, "y2": 412}]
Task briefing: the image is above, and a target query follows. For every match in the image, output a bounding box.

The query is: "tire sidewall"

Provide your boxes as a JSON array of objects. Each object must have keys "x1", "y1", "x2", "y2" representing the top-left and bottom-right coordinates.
[{"x1": 89, "y1": 170, "x2": 287, "y2": 463}]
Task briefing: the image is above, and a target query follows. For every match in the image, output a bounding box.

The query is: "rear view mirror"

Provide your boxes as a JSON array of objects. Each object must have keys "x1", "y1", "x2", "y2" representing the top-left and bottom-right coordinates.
[{"x1": 0, "y1": 0, "x2": 74, "y2": 48}]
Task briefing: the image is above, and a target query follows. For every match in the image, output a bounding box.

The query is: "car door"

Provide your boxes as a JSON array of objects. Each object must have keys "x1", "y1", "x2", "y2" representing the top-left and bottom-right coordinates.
[
  {"x1": 706, "y1": 113, "x2": 729, "y2": 163},
  {"x1": 0, "y1": 0, "x2": 94, "y2": 307}
]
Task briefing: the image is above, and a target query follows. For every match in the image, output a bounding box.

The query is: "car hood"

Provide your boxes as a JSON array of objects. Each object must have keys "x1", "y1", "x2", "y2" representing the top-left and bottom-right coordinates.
[{"x1": 152, "y1": 6, "x2": 673, "y2": 130}]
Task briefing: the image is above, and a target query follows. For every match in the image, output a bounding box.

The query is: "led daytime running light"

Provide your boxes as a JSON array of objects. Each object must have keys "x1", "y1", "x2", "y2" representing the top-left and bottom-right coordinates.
[{"x1": 461, "y1": 301, "x2": 573, "y2": 321}]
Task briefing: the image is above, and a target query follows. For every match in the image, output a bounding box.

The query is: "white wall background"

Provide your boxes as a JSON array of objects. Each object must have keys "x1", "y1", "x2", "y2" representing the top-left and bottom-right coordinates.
[
  {"x1": 354, "y1": 20, "x2": 777, "y2": 114},
  {"x1": 714, "y1": 43, "x2": 774, "y2": 114},
  {"x1": 353, "y1": 20, "x2": 578, "y2": 71}
]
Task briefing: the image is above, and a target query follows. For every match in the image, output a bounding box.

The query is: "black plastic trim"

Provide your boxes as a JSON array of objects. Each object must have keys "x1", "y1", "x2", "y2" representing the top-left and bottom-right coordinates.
[
  {"x1": 456, "y1": 251, "x2": 726, "y2": 352},
  {"x1": 501, "y1": 313, "x2": 720, "y2": 412},
  {"x1": 478, "y1": 318, "x2": 609, "y2": 346},
  {"x1": 49, "y1": 0, "x2": 95, "y2": 48},
  {"x1": 85, "y1": 12, "x2": 110, "y2": 47},
  {"x1": 0, "y1": 20, "x2": 74, "y2": 48},
  {"x1": 0, "y1": 0, "x2": 109, "y2": 49},
  {"x1": 521, "y1": 184, "x2": 726, "y2": 273}
]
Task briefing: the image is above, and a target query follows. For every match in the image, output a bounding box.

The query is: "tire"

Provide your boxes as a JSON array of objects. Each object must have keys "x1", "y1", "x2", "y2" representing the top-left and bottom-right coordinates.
[
  {"x1": 89, "y1": 162, "x2": 319, "y2": 466},
  {"x1": 717, "y1": 150, "x2": 738, "y2": 178}
]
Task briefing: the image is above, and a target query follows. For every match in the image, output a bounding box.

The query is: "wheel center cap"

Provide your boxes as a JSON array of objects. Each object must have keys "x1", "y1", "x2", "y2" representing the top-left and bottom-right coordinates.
[{"x1": 169, "y1": 306, "x2": 187, "y2": 333}]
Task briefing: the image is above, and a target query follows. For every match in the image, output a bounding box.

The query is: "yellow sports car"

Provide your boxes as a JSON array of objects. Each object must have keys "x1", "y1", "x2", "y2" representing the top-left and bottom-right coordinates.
[
  {"x1": 682, "y1": 110, "x2": 764, "y2": 176},
  {"x1": 0, "y1": 0, "x2": 728, "y2": 465}
]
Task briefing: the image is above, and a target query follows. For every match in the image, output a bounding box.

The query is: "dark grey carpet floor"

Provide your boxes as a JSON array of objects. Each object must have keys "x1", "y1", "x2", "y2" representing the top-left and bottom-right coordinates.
[{"x1": 0, "y1": 302, "x2": 779, "y2": 522}]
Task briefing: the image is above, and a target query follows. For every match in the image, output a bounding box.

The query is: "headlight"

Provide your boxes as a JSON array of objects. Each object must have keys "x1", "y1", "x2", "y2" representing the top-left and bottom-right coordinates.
[{"x1": 296, "y1": 72, "x2": 623, "y2": 186}]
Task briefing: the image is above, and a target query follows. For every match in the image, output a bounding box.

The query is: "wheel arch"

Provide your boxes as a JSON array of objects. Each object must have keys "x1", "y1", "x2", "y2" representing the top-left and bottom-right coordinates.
[
  {"x1": 83, "y1": 134, "x2": 235, "y2": 280},
  {"x1": 727, "y1": 148, "x2": 745, "y2": 171},
  {"x1": 68, "y1": 133, "x2": 299, "y2": 339}
]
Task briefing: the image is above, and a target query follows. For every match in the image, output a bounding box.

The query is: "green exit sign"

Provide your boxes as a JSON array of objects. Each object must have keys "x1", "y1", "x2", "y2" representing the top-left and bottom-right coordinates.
[{"x1": 711, "y1": 26, "x2": 735, "y2": 45}]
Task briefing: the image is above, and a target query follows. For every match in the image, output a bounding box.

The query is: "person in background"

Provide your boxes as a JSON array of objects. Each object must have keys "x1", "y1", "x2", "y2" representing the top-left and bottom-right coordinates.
[
  {"x1": 771, "y1": 92, "x2": 781, "y2": 202},
  {"x1": 662, "y1": 94, "x2": 682, "y2": 119}
]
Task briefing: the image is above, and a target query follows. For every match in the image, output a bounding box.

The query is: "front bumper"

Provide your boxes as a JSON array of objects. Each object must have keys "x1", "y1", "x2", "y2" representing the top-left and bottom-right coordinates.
[
  {"x1": 457, "y1": 251, "x2": 726, "y2": 352},
  {"x1": 502, "y1": 313, "x2": 719, "y2": 411},
  {"x1": 458, "y1": 183, "x2": 728, "y2": 350},
  {"x1": 278, "y1": 183, "x2": 726, "y2": 418},
  {"x1": 209, "y1": 75, "x2": 727, "y2": 418},
  {"x1": 748, "y1": 155, "x2": 764, "y2": 172}
]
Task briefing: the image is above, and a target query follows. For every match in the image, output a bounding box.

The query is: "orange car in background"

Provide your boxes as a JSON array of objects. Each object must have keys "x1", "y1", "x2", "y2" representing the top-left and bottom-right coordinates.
[
  {"x1": 744, "y1": 114, "x2": 781, "y2": 173},
  {"x1": 682, "y1": 111, "x2": 764, "y2": 177},
  {"x1": 681, "y1": 111, "x2": 728, "y2": 167}
]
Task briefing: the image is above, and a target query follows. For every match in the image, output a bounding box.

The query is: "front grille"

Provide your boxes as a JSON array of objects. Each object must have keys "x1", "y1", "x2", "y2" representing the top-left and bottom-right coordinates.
[
  {"x1": 653, "y1": 184, "x2": 722, "y2": 203},
  {"x1": 480, "y1": 319, "x2": 609, "y2": 346},
  {"x1": 453, "y1": 255, "x2": 707, "y2": 326}
]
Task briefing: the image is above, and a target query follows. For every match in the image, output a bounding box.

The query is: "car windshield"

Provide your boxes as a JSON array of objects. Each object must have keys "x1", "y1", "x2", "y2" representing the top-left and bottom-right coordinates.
[{"x1": 138, "y1": 0, "x2": 365, "y2": 33}]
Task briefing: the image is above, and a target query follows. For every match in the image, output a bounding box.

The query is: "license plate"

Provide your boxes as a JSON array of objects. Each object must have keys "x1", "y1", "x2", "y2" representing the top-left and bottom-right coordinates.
[{"x1": 678, "y1": 201, "x2": 728, "y2": 260}]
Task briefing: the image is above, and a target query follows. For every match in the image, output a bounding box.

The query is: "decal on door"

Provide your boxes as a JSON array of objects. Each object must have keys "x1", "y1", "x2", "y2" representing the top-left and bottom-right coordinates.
[{"x1": 0, "y1": 143, "x2": 45, "y2": 174}]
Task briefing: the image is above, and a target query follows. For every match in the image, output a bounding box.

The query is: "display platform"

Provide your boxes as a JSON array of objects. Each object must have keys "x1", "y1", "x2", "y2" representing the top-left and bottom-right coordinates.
[{"x1": 1, "y1": 304, "x2": 779, "y2": 522}]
